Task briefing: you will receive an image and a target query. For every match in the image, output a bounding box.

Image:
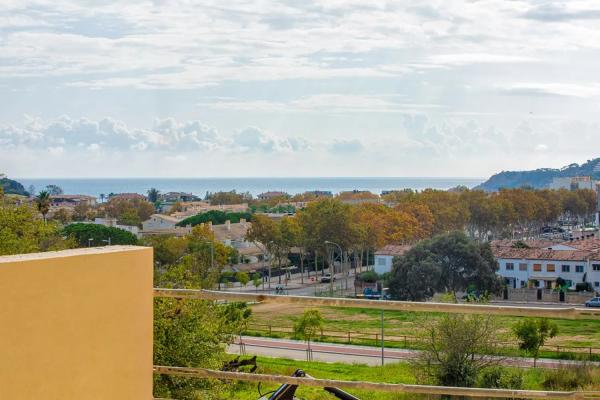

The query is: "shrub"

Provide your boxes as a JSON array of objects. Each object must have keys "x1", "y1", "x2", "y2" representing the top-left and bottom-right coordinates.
[
  {"x1": 543, "y1": 363, "x2": 594, "y2": 390},
  {"x1": 576, "y1": 282, "x2": 592, "y2": 292},
  {"x1": 479, "y1": 367, "x2": 523, "y2": 389},
  {"x1": 357, "y1": 270, "x2": 379, "y2": 283}
]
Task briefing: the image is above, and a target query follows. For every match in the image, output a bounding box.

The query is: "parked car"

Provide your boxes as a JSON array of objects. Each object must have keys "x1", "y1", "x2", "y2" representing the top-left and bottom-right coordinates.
[
  {"x1": 585, "y1": 297, "x2": 600, "y2": 307},
  {"x1": 320, "y1": 274, "x2": 336, "y2": 283}
]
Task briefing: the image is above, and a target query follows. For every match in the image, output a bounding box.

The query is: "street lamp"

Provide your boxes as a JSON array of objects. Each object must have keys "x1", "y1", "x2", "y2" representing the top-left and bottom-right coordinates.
[
  {"x1": 88, "y1": 238, "x2": 94, "y2": 248},
  {"x1": 324, "y1": 240, "x2": 343, "y2": 295}
]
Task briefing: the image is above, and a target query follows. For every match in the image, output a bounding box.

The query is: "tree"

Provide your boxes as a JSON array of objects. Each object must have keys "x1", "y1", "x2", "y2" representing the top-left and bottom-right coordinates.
[
  {"x1": 387, "y1": 232, "x2": 501, "y2": 301},
  {"x1": 52, "y1": 208, "x2": 72, "y2": 225},
  {"x1": 415, "y1": 312, "x2": 503, "y2": 387},
  {"x1": 63, "y1": 223, "x2": 138, "y2": 247},
  {"x1": 176, "y1": 210, "x2": 252, "y2": 227},
  {"x1": 0, "y1": 203, "x2": 74, "y2": 255},
  {"x1": 293, "y1": 309, "x2": 324, "y2": 359},
  {"x1": 35, "y1": 191, "x2": 51, "y2": 222},
  {"x1": 147, "y1": 188, "x2": 160, "y2": 203},
  {"x1": 513, "y1": 318, "x2": 558, "y2": 367},
  {"x1": 252, "y1": 274, "x2": 262, "y2": 292},
  {"x1": 45, "y1": 184, "x2": 63, "y2": 195},
  {"x1": 246, "y1": 214, "x2": 279, "y2": 287},
  {"x1": 235, "y1": 271, "x2": 250, "y2": 288},
  {"x1": 118, "y1": 208, "x2": 142, "y2": 227},
  {"x1": 99, "y1": 193, "x2": 106, "y2": 203}
]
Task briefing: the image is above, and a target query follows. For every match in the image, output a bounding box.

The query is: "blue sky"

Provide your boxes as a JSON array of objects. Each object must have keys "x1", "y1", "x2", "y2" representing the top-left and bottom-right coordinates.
[{"x1": 1, "y1": 0, "x2": 600, "y2": 178}]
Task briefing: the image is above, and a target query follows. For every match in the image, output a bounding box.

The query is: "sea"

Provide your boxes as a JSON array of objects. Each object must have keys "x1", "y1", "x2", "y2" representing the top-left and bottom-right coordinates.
[{"x1": 16, "y1": 177, "x2": 484, "y2": 199}]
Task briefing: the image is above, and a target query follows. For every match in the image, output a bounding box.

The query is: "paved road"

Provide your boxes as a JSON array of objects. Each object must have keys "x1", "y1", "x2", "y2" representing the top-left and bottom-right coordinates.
[{"x1": 228, "y1": 336, "x2": 594, "y2": 368}]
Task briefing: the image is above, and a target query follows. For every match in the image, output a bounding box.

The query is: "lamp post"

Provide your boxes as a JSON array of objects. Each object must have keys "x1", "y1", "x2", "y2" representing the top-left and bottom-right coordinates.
[
  {"x1": 324, "y1": 240, "x2": 343, "y2": 295},
  {"x1": 88, "y1": 238, "x2": 93, "y2": 248}
]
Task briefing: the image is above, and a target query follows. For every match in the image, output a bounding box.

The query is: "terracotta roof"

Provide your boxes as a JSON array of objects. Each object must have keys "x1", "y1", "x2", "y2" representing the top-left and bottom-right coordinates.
[
  {"x1": 150, "y1": 214, "x2": 182, "y2": 223},
  {"x1": 50, "y1": 194, "x2": 95, "y2": 200},
  {"x1": 492, "y1": 247, "x2": 593, "y2": 262},
  {"x1": 490, "y1": 239, "x2": 557, "y2": 249},
  {"x1": 110, "y1": 193, "x2": 146, "y2": 200},
  {"x1": 559, "y1": 238, "x2": 600, "y2": 252},
  {"x1": 211, "y1": 221, "x2": 250, "y2": 242},
  {"x1": 375, "y1": 244, "x2": 412, "y2": 257}
]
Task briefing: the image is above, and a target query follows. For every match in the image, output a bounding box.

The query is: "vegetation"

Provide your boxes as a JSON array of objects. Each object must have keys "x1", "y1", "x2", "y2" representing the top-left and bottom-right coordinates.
[
  {"x1": 0, "y1": 200, "x2": 74, "y2": 255},
  {"x1": 477, "y1": 157, "x2": 600, "y2": 190},
  {"x1": 205, "y1": 190, "x2": 252, "y2": 205},
  {"x1": 176, "y1": 210, "x2": 252, "y2": 227},
  {"x1": 63, "y1": 223, "x2": 138, "y2": 247},
  {"x1": 0, "y1": 174, "x2": 29, "y2": 196},
  {"x1": 99, "y1": 196, "x2": 155, "y2": 226},
  {"x1": 388, "y1": 232, "x2": 501, "y2": 301},
  {"x1": 44, "y1": 184, "x2": 63, "y2": 195},
  {"x1": 293, "y1": 309, "x2": 325, "y2": 355},
  {"x1": 513, "y1": 318, "x2": 559, "y2": 367},
  {"x1": 147, "y1": 187, "x2": 160, "y2": 203},
  {"x1": 35, "y1": 191, "x2": 51, "y2": 222}
]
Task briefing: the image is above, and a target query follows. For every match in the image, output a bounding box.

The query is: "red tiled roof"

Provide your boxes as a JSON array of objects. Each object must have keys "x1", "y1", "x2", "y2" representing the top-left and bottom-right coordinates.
[
  {"x1": 492, "y1": 247, "x2": 593, "y2": 262},
  {"x1": 559, "y1": 238, "x2": 600, "y2": 252},
  {"x1": 490, "y1": 239, "x2": 557, "y2": 249}
]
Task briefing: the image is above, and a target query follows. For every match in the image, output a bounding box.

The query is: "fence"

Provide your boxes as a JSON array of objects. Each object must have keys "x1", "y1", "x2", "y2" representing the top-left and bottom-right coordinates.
[
  {"x1": 244, "y1": 322, "x2": 600, "y2": 361},
  {"x1": 153, "y1": 289, "x2": 600, "y2": 399},
  {"x1": 495, "y1": 288, "x2": 595, "y2": 304}
]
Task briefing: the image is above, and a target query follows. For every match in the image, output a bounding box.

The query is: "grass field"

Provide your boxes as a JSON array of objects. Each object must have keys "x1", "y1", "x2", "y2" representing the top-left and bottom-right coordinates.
[
  {"x1": 247, "y1": 303, "x2": 600, "y2": 360},
  {"x1": 223, "y1": 356, "x2": 583, "y2": 400}
]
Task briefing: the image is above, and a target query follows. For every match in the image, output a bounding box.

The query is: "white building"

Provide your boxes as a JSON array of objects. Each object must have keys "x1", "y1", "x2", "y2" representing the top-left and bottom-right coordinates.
[
  {"x1": 493, "y1": 238, "x2": 600, "y2": 290},
  {"x1": 373, "y1": 245, "x2": 411, "y2": 274},
  {"x1": 142, "y1": 214, "x2": 182, "y2": 231},
  {"x1": 550, "y1": 176, "x2": 596, "y2": 191},
  {"x1": 93, "y1": 217, "x2": 140, "y2": 237}
]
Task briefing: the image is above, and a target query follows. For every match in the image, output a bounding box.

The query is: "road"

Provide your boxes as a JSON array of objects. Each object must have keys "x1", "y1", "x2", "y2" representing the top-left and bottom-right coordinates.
[{"x1": 228, "y1": 336, "x2": 594, "y2": 368}]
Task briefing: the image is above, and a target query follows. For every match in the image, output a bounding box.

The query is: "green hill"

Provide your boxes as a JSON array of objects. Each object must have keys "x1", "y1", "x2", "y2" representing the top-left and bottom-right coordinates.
[
  {"x1": 0, "y1": 176, "x2": 29, "y2": 196},
  {"x1": 476, "y1": 158, "x2": 600, "y2": 191}
]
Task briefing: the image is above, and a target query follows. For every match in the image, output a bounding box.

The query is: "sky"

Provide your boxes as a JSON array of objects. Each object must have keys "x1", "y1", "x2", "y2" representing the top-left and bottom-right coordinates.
[{"x1": 1, "y1": 0, "x2": 600, "y2": 178}]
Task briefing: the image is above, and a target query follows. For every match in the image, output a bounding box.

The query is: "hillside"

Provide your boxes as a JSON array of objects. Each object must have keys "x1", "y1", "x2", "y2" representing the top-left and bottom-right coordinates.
[
  {"x1": 0, "y1": 176, "x2": 29, "y2": 196},
  {"x1": 476, "y1": 158, "x2": 600, "y2": 191}
]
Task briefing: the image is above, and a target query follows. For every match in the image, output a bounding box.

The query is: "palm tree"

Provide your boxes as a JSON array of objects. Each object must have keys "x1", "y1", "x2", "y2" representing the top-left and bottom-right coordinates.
[
  {"x1": 147, "y1": 188, "x2": 160, "y2": 203},
  {"x1": 99, "y1": 193, "x2": 105, "y2": 203},
  {"x1": 35, "y1": 191, "x2": 51, "y2": 223}
]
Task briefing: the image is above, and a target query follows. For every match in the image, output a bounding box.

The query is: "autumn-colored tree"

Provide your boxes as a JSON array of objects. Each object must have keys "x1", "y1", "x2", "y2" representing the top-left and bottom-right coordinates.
[{"x1": 246, "y1": 214, "x2": 279, "y2": 287}]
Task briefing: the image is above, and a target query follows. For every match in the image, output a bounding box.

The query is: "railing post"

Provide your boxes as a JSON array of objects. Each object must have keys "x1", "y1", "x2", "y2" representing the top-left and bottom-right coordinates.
[
  {"x1": 556, "y1": 345, "x2": 560, "y2": 357},
  {"x1": 404, "y1": 335, "x2": 407, "y2": 347},
  {"x1": 590, "y1": 347, "x2": 593, "y2": 361},
  {"x1": 375, "y1": 333, "x2": 378, "y2": 346},
  {"x1": 269, "y1": 325, "x2": 272, "y2": 336},
  {"x1": 348, "y1": 331, "x2": 351, "y2": 344}
]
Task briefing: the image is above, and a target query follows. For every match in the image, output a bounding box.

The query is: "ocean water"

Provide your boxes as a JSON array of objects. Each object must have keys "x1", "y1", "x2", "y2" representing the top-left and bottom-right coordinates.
[{"x1": 17, "y1": 177, "x2": 483, "y2": 198}]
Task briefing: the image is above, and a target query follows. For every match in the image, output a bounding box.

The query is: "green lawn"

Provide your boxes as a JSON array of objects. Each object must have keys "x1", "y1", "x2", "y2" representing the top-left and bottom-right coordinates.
[
  {"x1": 248, "y1": 304, "x2": 600, "y2": 360},
  {"x1": 223, "y1": 356, "x2": 566, "y2": 400}
]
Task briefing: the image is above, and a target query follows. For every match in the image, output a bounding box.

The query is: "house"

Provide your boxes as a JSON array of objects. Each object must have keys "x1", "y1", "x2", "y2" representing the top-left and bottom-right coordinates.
[
  {"x1": 550, "y1": 176, "x2": 597, "y2": 191},
  {"x1": 373, "y1": 244, "x2": 412, "y2": 274},
  {"x1": 493, "y1": 238, "x2": 600, "y2": 290},
  {"x1": 257, "y1": 191, "x2": 288, "y2": 200},
  {"x1": 50, "y1": 194, "x2": 97, "y2": 207},
  {"x1": 93, "y1": 217, "x2": 140, "y2": 237},
  {"x1": 159, "y1": 192, "x2": 200, "y2": 203},
  {"x1": 109, "y1": 193, "x2": 146, "y2": 201},
  {"x1": 142, "y1": 214, "x2": 182, "y2": 231}
]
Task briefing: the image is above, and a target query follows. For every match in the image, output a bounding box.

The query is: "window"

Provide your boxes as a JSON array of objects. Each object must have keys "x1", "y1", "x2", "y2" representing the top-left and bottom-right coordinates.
[
  {"x1": 562, "y1": 265, "x2": 570, "y2": 272},
  {"x1": 519, "y1": 263, "x2": 527, "y2": 271},
  {"x1": 546, "y1": 264, "x2": 555, "y2": 272},
  {"x1": 595, "y1": 282, "x2": 599, "y2": 288},
  {"x1": 576, "y1": 265, "x2": 584, "y2": 273},
  {"x1": 377, "y1": 258, "x2": 386, "y2": 266},
  {"x1": 520, "y1": 281, "x2": 526, "y2": 288},
  {"x1": 506, "y1": 263, "x2": 514, "y2": 271},
  {"x1": 593, "y1": 264, "x2": 600, "y2": 271},
  {"x1": 533, "y1": 264, "x2": 542, "y2": 272}
]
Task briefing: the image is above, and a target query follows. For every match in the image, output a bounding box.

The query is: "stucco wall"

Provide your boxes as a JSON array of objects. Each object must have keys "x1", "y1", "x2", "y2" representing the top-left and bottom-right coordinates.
[{"x1": 0, "y1": 246, "x2": 153, "y2": 399}]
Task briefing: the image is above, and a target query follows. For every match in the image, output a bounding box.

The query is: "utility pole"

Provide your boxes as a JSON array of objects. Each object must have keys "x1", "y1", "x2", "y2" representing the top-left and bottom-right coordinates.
[{"x1": 381, "y1": 309, "x2": 385, "y2": 366}]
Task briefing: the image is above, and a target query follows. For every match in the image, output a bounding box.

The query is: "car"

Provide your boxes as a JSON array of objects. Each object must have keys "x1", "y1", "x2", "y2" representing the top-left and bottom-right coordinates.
[
  {"x1": 320, "y1": 274, "x2": 336, "y2": 283},
  {"x1": 585, "y1": 297, "x2": 600, "y2": 307}
]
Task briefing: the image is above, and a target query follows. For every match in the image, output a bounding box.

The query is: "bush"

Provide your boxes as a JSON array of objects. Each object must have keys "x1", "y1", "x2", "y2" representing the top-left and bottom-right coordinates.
[
  {"x1": 176, "y1": 210, "x2": 252, "y2": 227},
  {"x1": 63, "y1": 223, "x2": 138, "y2": 247},
  {"x1": 479, "y1": 367, "x2": 523, "y2": 389},
  {"x1": 543, "y1": 363, "x2": 594, "y2": 390},
  {"x1": 576, "y1": 282, "x2": 592, "y2": 292},
  {"x1": 357, "y1": 270, "x2": 379, "y2": 283}
]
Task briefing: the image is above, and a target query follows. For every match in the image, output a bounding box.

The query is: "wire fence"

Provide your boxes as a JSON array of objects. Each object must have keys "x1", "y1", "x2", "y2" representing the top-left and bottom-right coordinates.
[{"x1": 244, "y1": 322, "x2": 600, "y2": 361}]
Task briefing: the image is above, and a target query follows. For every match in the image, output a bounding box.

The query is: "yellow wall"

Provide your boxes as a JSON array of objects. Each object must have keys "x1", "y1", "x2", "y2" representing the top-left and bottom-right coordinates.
[{"x1": 0, "y1": 246, "x2": 153, "y2": 399}]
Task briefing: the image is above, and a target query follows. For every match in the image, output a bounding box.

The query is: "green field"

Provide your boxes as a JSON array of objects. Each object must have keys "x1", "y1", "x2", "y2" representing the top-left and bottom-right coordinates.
[
  {"x1": 223, "y1": 356, "x2": 587, "y2": 400},
  {"x1": 247, "y1": 303, "x2": 600, "y2": 360}
]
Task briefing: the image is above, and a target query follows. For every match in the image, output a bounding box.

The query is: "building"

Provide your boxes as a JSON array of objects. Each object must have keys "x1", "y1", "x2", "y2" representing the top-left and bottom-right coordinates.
[
  {"x1": 170, "y1": 202, "x2": 249, "y2": 219},
  {"x1": 257, "y1": 191, "x2": 288, "y2": 200},
  {"x1": 373, "y1": 245, "x2": 412, "y2": 274},
  {"x1": 142, "y1": 214, "x2": 182, "y2": 231},
  {"x1": 109, "y1": 193, "x2": 146, "y2": 201},
  {"x1": 93, "y1": 217, "x2": 140, "y2": 237},
  {"x1": 550, "y1": 176, "x2": 596, "y2": 191},
  {"x1": 50, "y1": 194, "x2": 97, "y2": 207},
  {"x1": 159, "y1": 192, "x2": 200, "y2": 203},
  {"x1": 493, "y1": 238, "x2": 600, "y2": 290}
]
